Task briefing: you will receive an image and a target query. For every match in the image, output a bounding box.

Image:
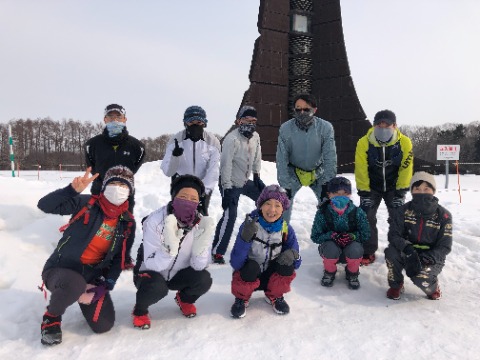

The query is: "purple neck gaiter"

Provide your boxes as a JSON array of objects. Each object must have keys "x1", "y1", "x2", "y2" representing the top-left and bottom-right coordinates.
[{"x1": 172, "y1": 198, "x2": 199, "y2": 226}]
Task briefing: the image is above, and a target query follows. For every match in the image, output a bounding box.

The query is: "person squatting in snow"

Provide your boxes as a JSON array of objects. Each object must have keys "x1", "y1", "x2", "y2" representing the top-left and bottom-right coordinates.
[
  {"x1": 229, "y1": 184, "x2": 301, "y2": 318},
  {"x1": 212, "y1": 105, "x2": 265, "y2": 265},
  {"x1": 132, "y1": 175, "x2": 215, "y2": 329},
  {"x1": 385, "y1": 171, "x2": 452, "y2": 300},
  {"x1": 310, "y1": 176, "x2": 370, "y2": 289},
  {"x1": 38, "y1": 166, "x2": 136, "y2": 346}
]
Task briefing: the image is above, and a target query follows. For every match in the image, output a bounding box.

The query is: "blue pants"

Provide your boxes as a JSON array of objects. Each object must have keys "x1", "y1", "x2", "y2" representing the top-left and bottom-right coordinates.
[{"x1": 212, "y1": 180, "x2": 262, "y2": 256}]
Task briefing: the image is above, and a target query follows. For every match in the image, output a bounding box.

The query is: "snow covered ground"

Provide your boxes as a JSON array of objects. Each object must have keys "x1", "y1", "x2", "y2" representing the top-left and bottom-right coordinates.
[{"x1": 1, "y1": 161, "x2": 479, "y2": 360}]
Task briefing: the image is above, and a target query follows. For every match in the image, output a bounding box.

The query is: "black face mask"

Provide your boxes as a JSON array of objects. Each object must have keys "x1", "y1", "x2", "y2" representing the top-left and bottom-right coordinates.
[
  {"x1": 185, "y1": 124, "x2": 204, "y2": 142},
  {"x1": 239, "y1": 123, "x2": 256, "y2": 139},
  {"x1": 411, "y1": 193, "x2": 438, "y2": 216}
]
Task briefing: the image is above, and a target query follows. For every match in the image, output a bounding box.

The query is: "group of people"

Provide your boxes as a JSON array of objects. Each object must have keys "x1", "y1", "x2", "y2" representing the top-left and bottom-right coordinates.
[{"x1": 38, "y1": 97, "x2": 452, "y2": 347}]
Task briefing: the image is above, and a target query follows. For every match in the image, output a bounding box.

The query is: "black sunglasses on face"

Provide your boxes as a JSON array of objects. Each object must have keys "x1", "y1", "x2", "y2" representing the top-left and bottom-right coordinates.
[{"x1": 294, "y1": 108, "x2": 313, "y2": 113}]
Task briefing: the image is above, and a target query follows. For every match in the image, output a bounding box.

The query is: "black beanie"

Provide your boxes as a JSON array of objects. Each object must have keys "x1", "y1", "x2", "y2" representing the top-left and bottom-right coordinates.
[
  {"x1": 373, "y1": 109, "x2": 396, "y2": 126},
  {"x1": 170, "y1": 175, "x2": 205, "y2": 199}
]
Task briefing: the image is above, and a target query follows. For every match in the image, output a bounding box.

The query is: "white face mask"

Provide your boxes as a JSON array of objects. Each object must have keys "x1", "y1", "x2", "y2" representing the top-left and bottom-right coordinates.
[{"x1": 103, "y1": 185, "x2": 130, "y2": 206}]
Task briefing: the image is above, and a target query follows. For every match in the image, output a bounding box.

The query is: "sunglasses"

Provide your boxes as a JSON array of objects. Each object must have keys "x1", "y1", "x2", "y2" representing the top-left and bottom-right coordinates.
[{"x1": 294, "y1": 108, "x2": 313, "y2": 114}]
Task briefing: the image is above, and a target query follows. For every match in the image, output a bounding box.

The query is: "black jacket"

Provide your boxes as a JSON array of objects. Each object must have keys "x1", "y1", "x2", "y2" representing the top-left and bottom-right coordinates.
[
  {"x1": 388, "y1": 198, "x2": 453, "y2": 265},
  {"x1": 84, "y1": 128, "x2": 146, "y2": 195},
  {"x1": 38, "y1": 185, "x2": 135, "y2": 283}
]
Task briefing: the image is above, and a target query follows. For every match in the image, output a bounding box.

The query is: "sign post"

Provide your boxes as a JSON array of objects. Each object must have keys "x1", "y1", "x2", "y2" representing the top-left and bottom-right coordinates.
[
  {"x1": 436, "y1": 145, "x2": 460, "y2": 189},
  {"x1": 8, "y1": 124, "x2": 15, "y2": 177}
]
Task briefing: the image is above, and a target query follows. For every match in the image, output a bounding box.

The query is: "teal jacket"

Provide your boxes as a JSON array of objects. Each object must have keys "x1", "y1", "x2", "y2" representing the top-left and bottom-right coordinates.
[
  {"x1": 310, "y1": 201, "x2": 370, "y2": 244},
  {"x1": 276, "y1": 117, "x2": 337, "y2": 190}
]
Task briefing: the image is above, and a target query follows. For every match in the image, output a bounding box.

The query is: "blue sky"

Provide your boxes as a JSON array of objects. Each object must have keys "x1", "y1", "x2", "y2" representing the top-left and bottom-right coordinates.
[{"x1": 1, "y1": 0, "x2": 479, "y2": 138}]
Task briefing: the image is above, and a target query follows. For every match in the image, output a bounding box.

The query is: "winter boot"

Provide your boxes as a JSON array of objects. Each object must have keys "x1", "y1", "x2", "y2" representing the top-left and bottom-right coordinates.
[
  {"x1": 132, "y1": 306, "x2": 151, "y2": 329},
  {"x1": 212, "y1": 254, "x2": 226, "y2": 265},
  {"x1": 230, "y1": 298, "x2": 249, "y2": 318},
  {"x1": 321, "y1": 270, "x2": 336, "y2": 287},
  {"x1": 132, "y1": 313, "x2": 151, "y2": 329},
  {"x1": 175, "y1": 292, "x2": 197, "y2": 318},
  {"x1": 265, "y1": 296, "x2": 290, "y2": 315},
  {"x1": 386, "y1": 283, "x2": 404, "y2": 300},
  {"x1": 427, "y1": 286, "x2": 442, "y2": 300},
  {"x1": 41, "y1": 312, "x2": 62, "y2": 346},
  {"x1": 345, "y1": 269, "x2": 360, "y2": 290}
]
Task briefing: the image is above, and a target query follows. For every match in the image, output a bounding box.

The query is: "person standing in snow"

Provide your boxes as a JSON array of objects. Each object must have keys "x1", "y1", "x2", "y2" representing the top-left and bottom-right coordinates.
[
  {"x1": 229, "y1": 185, "x2": 301, "y2": 318},
  {"x1": 276, "y1": 93, "x2": 337, "y2": 224},
  {"x1": 132, "y1": 175, "x2": 214, "y2": 329},
  {"x1": 310, "y1": 177, "x2": 370, "y2": 289},
  {"x1": 38, "y1": 166, "x2": 136, "y2": 346},
  {"x1": 354, "y1": 109, "x2": 413, "y2": 266},
  {"x1": 211, "y1": 106, "x2": 265, "y2": 264},
  {"x1": 161, "y1": 105, "x2": 221, "y2": 216},
  {"x1": 84, "y1": 103, "x2": 146, "y2": 268},
  {"x1": 385, "y1": 172, "x2": 452, "y2": 300}
]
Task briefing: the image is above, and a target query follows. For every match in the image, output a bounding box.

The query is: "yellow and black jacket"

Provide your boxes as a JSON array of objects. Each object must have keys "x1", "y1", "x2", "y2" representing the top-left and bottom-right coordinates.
[{"x1": 355, "y1": 128, "x2": 413, "y2": 194}]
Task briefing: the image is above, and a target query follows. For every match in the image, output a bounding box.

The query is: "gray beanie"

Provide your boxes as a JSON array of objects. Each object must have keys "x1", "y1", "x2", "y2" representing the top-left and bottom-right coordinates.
[{"x1": 410, "y1": 172, "x2": 436, "y2": 193}]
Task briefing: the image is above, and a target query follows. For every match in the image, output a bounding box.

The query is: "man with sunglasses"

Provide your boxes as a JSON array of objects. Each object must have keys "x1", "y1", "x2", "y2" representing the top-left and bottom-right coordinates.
[
  {"x1": 84, "y1": 104, "x2": 146, "y2": 268},
  {"x1": 276, "y1": 93, "x2": 337, "y2": 223},
  {"x1": 354, "y1": 109, "x2": 413, "y2": 266}
]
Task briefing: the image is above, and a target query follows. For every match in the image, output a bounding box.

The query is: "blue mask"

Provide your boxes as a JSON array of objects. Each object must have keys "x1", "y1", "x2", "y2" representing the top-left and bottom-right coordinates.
[
  {"x1": 106, "y1": 121, "x2": 126, "y2": 137},
  {"x1": 330, "y1": 195, "x2": 350, "y2": 209}
]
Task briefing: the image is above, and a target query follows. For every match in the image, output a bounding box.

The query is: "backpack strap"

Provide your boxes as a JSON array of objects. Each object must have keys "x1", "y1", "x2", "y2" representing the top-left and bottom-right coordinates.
[
  {"x1": 281, "y1": 220, "x2": 288, "y2": 242},
  {"x1": 58, "y1": 196, "x2": 98, "y2": 232}
]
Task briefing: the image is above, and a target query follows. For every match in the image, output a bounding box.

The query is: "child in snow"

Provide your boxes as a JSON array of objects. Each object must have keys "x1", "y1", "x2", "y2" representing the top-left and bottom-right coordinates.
[
  {"x1": 38, "y1": 166, "x2": 136, "y2": 346},
  {"x1": 229, "y1": 185, "x2": 301, "y2": 318},
  {"x1": 385, "y1": 171, "x2": 452, "y2": 300},
  {"x1": 310, "y1": 176, "x2": 370, "y2": 289},
  {"x1": 132, "y1": 175, "x2": 215, "y2": 329}
]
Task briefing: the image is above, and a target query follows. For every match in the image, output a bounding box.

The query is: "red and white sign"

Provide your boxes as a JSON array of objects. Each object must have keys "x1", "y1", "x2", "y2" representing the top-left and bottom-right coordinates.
[{"x1": 437, "y1": 145, "x2": 460, "y2": 160}]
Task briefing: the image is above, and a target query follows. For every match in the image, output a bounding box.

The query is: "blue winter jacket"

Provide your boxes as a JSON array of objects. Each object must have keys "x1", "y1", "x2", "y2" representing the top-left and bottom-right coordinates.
[{"x1": 230, "y1": 209, "x2": 301, "y2": 272}]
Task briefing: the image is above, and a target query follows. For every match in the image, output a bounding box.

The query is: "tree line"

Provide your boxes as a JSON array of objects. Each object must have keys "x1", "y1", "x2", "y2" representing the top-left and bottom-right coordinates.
[{"x1": 1, "y1": 118, "x2": 479, "y2": 173}]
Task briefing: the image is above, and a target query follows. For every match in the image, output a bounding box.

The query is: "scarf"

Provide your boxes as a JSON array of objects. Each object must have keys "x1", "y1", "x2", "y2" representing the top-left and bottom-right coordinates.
[{"x1": 98, "y1": 193, "x2": 129, "y2": 219}]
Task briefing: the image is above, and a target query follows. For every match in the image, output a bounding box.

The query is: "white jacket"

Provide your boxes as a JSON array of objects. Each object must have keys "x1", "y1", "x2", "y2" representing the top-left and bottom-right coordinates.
[
  {"x1": 161, "y1": 130, "x2": 221, "y2": 194},
  {"x1": 139, "y1": 206, "x2": 214, "y2": 280},
  {"x1": 220, "y1": 129, "x2": 262, "y2": 189}
]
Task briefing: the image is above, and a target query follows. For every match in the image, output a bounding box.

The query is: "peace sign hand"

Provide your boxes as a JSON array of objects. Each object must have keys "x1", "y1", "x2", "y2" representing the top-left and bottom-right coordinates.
[{"x1": 71, "y1": 167, "x2": 99, "y2": 193}]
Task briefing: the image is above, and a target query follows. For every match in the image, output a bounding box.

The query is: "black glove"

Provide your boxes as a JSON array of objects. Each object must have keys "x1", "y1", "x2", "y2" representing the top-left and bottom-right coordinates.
[
  {"x1": 391, "y1": 190, "x2": 406, "y2": 208},
  {"x1": 419, "y1": 252, "x2": 436, "y2": 266},
  {"x1": 221, "y1": 188, "x2": 233, "y2": 209},
  {"x1": 404, "y1": 245, "x2": 422, "y2": 277},
  {"x1": 360, "y1": 196, "x2": 373, "y2": 211},
  {"x1": 172, "y1": 138, "x2": 184, "y2": 157},
  {"x1": 253, "y1": 173, "x2": 265, "y2": 191},
  {"x1": 240, "y1": 214, "x2": 259, "y2": 242},
  {"x1": 285, "y1": 188, "x2": 292, "y2": 199},
  {"x1": 276, "y1": 249, "x2": 299, "y2": 266}
]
